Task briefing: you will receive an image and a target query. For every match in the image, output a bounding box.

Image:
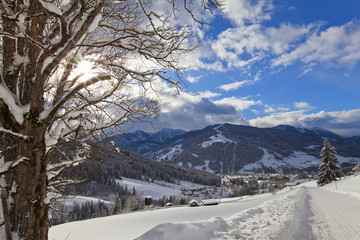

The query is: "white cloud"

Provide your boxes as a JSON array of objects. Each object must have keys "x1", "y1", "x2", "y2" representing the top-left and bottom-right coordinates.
[
  {"x1": 211, "y1": 24, "x2": 268, "y2": 68},
  {"x1": 211, "y1": 21, "x2": 320, "y2": 69},
  {"x1": 272, "y1": 21, "x2": 360, "y2": 69},
  {"x1": 186, "y1": 75, "x2": 202, "y2": 83},
  {"x1": 198, "y1": 90, "x2": 221, "y2": 99},
  {"x1": 223, "y1": 0, "x2": 273, "y2": 26},
  {"x1": 294, "y1": 101, "x2": 312, "y2": 109},
  {"x1": 214, "y1": 96, "x2": 262, "y2": 111},
  {"x1": 181, "y1": 43, "x2": 226, "y2": 71},
  {"x1": 251, "y1": 109, "x2": 260, "y2": 115},
  {"x1": 250, "y1": 110, "x2": 305, "y2": 127},
  {"x1": 249, "y1": 108, "x2": 360, "y2": 136},
  {"x1": 218, "y1": 80, "x2": 253, "y2": 91},
  {"x1": 265, "y1": 22, "x2": 320, "y2": 55},
  {"x1": 219, "y1": 71, "x2": 261, "y2": 91},
  {"x1": 296, "y1": 67, "x2": 313, "y2": 78},
  {"x1": 264, "y1": 106, "x2": 290, "y2": 113}
]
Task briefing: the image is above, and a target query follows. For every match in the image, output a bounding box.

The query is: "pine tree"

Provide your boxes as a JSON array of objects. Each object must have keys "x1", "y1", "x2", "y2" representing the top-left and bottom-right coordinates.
[
  {"x1": 317, "y1": 139, "x2": 343, "y2": 186},
  {"x1": 113, "y1": 192, "x2": 122, "y2": 215}
]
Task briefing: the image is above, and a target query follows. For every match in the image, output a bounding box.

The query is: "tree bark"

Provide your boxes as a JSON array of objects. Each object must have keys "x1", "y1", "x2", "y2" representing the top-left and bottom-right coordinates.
[{"x1": 1, "y1": 122, "x2": 49, "y2": 240}]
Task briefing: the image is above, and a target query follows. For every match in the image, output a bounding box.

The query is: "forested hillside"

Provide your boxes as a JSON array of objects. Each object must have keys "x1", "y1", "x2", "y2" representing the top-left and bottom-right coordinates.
[{"x1": 54, "y1": 141, "x2": 221, "y2": 196}]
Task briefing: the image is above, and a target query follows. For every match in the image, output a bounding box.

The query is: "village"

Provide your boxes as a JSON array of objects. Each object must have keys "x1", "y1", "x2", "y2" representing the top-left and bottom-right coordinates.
[
  {"x1": 174, "y1": 165, "x2": 360, "y2": 207},
  {"x1": 158, "y1": 173, "x2": 311, "y2": 207}
]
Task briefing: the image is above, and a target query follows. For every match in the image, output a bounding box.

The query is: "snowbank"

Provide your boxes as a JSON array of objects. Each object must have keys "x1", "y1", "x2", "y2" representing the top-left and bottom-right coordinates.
[{"x1": 137, "y1": 188, "x2": 306, "y2": 240}]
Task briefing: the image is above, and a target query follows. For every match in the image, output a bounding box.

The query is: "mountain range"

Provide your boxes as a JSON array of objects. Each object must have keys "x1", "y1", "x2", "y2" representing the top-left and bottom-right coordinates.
[{"x1": 109, "y1": 124, "x2": 360, "y2": 174}]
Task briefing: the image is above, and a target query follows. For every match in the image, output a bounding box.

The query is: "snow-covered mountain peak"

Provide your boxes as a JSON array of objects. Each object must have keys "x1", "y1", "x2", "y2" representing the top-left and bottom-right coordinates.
[
  {"x1": 149, "y1": 128, "x2": 186, "y2": 143},
  {"x1": 201, "y1": 124, "x2": 235, "y2": 148},
  {"x1": 131, "y1": 130, "x2": 149, "y2": 142}
]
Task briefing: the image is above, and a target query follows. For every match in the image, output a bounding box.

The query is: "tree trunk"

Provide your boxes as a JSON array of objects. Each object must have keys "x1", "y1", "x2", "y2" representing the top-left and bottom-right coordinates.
[{"x1": 1, "y1": 123, "x2": 49, "y2": 240}]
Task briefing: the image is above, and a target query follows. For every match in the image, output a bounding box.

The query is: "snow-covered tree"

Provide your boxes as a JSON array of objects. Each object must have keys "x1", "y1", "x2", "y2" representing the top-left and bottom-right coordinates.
[
  {"x1": 112, "y1": 192, "x2": 122, "y2": 215},
  {"x1": 124, "y1": 187, "x2": 144, "y2": 212},
  {"x1": 0, "y1": 1, "x2": 222, "y2": 239},
  {"x1": 317, "y1": 138, "x2": 343, "y2": 186}
]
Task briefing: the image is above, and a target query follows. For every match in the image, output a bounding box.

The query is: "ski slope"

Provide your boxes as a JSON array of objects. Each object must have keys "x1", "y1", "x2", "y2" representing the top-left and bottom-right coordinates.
[{"x1": 48, "y1": 175, "x2": 360, "y2": 240}]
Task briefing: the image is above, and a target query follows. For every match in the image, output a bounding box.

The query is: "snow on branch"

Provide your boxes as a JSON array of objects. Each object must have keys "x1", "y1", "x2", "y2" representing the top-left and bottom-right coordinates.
[
  {"x1": 88, "y1": 13, "x2": 102, "y2": 33},
  {"x1": 0, "y1": 83, "x2": 30, "y2": 124},
  {"x1": 39, "y1": 0, "x2": 62, "y2": 16},
  {"x1": 46, "y1": 158, "x2": 83, "y2": 182},
  {"x1": 0, "y1": 156, "x2": 30, "y2": 175},
  {"x1": 0, "y1": 127, "x2": 29, "y2": 140},
  {"x1": 47, "y1": 142, "x2": 90, "y2": 183}
]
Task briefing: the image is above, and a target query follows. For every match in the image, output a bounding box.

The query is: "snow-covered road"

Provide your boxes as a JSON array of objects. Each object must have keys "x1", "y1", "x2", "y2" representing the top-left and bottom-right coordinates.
[
  {"x1": 309, "y1": 187, "x2": 360, "y2": 240},
  {"x1": 48, "y1": 176, "x2": 360, "y2": 240}
]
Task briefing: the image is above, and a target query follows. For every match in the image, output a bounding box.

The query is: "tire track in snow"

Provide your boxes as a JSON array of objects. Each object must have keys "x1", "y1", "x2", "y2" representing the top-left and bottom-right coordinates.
[{"x1": 308, "y1": 187, "x2": 360, "y2": 240}]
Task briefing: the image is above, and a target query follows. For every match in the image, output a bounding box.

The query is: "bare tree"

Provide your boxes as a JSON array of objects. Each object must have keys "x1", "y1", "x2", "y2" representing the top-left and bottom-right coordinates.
[{"x1": 0, "y1": 0, "x2": 222, "y2": 239}]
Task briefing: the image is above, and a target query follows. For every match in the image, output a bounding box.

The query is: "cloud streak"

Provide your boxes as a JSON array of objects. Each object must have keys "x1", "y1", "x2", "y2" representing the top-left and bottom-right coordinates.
[{"x1": 218, "y1": 80, "x2": 253, "y2": 91}]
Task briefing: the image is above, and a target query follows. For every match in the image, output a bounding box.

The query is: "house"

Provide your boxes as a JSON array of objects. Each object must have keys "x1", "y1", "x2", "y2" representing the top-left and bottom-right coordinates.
[
  {"x1": 189, "y1": 199, "x2": 200, "y2": 207},
  {"x1": 144, "y1": 196, "x2": 153, "y2": 206},
  {"x1": 201, "y1": 199, "x2": 219, "y2": 206}
]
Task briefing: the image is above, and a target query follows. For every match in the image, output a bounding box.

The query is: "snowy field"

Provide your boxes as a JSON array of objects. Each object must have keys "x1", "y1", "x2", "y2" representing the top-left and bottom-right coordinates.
[
  {"x1": 116, "y1": 177, "x2": 215, "y2": 199},
  {"x1": 49, "y1": 175, "x2": 360, "y2": 240}
]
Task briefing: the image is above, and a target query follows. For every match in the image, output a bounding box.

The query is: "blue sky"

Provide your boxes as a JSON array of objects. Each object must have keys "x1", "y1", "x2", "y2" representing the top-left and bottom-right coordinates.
[{"x1": 135, "y1": 0, "x2": 360, "y2": 137}]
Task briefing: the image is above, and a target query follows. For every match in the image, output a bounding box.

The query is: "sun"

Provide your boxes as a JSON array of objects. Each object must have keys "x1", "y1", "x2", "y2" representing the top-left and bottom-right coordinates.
[{"x1": 77, "y1": 60, "x2": 94, "y2": 74}]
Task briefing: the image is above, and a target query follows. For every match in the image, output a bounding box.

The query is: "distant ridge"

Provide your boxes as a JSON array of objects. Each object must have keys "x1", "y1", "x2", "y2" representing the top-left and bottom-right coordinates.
[{"x1": 109, "y1": 123, "x2": 360, "y2": 174}]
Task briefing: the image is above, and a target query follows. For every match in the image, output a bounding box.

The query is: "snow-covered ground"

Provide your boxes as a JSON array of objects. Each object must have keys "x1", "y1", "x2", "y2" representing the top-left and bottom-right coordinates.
[
  {"x1": 56, "y1": 195, "x2": 114, "y2": 207},
  {"x1": 49, "y1": 175, "x2": 360, "y2": 240},
  {"x1": 115, "y1": 177, "x2": 181, "y2": 199},
  {"x1": 201, "y1": 124, "x2": 235, "y2": 148},
  {"x1": 116, "y1": 177, "x2": 214, "y2": 199}
]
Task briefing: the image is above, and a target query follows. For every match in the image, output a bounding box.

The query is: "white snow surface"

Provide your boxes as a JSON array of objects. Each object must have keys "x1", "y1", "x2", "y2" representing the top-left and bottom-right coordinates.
[
  {"x1": 58, "y1": 195, "x2": 113, "y2": 207},
  {"x1": 201, "y1": 124, "x2": 235, "y2": 148},
  {"x1": 115, "y1": 177, "x2": 181, "y2": 199},
  {"x1": 194, "y1": 160, "x2": 215, "y2": 173},
  {"x1": 49, "y1": 175, "x2": 360, "y2": 240},
  {"x1": 115, "y1": 177, "x2": 213, "y2": 199},
  {"x1": 157, "y1": 144, "x2": 183, "y2": 162}
]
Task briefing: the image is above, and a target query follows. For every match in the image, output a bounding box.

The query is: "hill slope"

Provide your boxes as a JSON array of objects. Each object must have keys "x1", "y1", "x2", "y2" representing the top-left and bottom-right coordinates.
[
  {"x1": 57, "y1": 141, "x2": 221, "y2": 199},
  {"x1": 109, "y1": 124, "x2": 360, "y2": 174}
]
